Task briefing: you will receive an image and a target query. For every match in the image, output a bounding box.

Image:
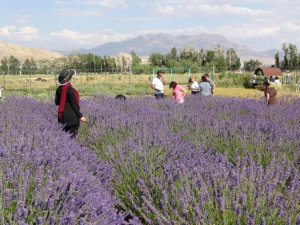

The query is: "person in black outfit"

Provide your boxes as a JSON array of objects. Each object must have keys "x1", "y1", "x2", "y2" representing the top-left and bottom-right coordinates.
[{"x1": 55, "y1": 69, "x2": 86, "y2": 138}]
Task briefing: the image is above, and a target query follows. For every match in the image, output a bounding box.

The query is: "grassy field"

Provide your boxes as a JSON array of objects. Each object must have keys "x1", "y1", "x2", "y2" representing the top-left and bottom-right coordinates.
[{"x1": 1, "y1": 73, "x2": 299, "y2": 100}]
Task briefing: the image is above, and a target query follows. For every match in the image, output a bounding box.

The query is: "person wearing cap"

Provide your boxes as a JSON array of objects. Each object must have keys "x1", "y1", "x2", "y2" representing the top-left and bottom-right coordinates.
[
  {"x1": 151, "y1": 70, "x2": 165, "y2": 99},
  {"x1": 55, "y1": 69, "x2": 86, "y2": 138}
]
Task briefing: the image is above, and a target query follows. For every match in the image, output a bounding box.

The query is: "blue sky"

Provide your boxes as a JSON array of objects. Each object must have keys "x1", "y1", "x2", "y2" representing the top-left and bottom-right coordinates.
[{"x1": 0, "y1": 0, "x2": 299, "y2": 52}]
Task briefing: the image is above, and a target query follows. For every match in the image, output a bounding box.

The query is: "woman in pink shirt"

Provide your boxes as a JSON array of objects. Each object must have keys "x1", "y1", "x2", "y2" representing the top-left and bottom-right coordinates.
[{"x1": 169, "y1": 81, "x2": 186, "y2": 103}]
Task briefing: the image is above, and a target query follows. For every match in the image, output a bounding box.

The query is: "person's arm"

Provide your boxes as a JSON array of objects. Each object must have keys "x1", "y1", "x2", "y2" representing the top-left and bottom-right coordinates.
[
  {"x1": 55, "y1": 87, "x2": 60, "y2": 105},
  {"x1": 265, "y1": 92, "x2": 270, "y2": 105},
  {"x1": 151, "y1": 79, "x2": 158, "y2": 91},
  {"x1": 210, "y1": 81, "x2": 214, "y2": 94},
  {"x1": 198, "y1": 84, "x2": 202, "y2": 93},
  {"x1": 151, "y1": 84, "x2": 158, "y2": 91},
  {"x1": 67, "y1": 87, "x2": 84, "y2": 120},
  {"x1": 181, "y1": 86, "x2": 187, "y2": 98}
]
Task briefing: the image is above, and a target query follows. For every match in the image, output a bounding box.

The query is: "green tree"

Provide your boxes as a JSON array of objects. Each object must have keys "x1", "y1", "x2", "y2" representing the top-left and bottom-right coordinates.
[
  {"x1": 203, "y1": 50, "x2": 215, "y2": 65},
  {"x1": 243, "y1": 59, "x2": 262, "y2": 72},
  {"x1": 288, "y1": 43, "x2": 298, "y2": 69},
  {"x1": 22, "y1": 58, "x2": 37, "y2": 74},
  {"x1": 169, "y1": 47, "x2": 178, "y2": 60},
  {"x1": 274, "y1": 52, "x2": 280, "y2": 68},
  {"x1": 130, "y1": 51, "x2": 142, "y2": 74},
  {"x1": 226, "y1": 48, "x2": 241, "y2": 70},
  {"x1": 0, "y1": 57, "x2": 9, "y2": 73},
  {"x1": 213, "y1": 45, "x2": 228, "y2": 72},
  {"x1": 282, "y1": 43, "x2": 289, "y2": 69},
  {"x1": 8, "y1": 55, "x2": 21, "y2": 74},
  {"x1": 179, "y1": 46, "x2": 199, "y2": 62},
  {"x1": 149, "y1": 53, "x2": 164, "y2": 66}
]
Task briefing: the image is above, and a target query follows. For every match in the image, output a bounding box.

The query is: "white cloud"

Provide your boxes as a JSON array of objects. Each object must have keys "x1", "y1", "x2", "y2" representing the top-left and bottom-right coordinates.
[
  {"x1": 49, "y1": 29, "x2": 131, "y2": 48},
  {"x1": 79, "y1": 0, "x2": 126, "y2": 8},
  {"x1": 212, "y1": 26, "x2": 281, "y2": 39},
  {"x1": 54, "y1": 0, "x2": 68, "y2": 4},
  {"x1": 284, "y1": 22, "x2": 300, "y2": 32},
  {"x1": 57, "y1": 8, "x2": 104, "y2": 17},
  {"x1": 156, "y1": 5, "x2": 176, "y2": 14},
  {"x1": 0, "y1": 26, "x2": 39, "y2": 41},
  {"x1": 222, "y1": 4, "x2": 267, "y2": 16},
  {"x1": 184, "y1": 3, "x2": 268, "y2": 16}
]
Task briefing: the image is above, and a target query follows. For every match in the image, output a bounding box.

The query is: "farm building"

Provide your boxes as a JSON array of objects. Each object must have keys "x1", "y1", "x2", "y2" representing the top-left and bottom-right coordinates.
[{"x1": 254, "y1": 67, "x2": 282, "y2": 77}]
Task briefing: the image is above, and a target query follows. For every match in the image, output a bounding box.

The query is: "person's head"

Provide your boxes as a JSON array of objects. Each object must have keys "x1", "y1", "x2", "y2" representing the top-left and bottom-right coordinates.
[
  {"x1": 201, "y1": 75, "x2": 208, "y2": 82},
  {"x1": 58, "y1": 69, "x2": 76, "y2": 85},
  {"x1": 157, "y1": 70, "x2": 163, "y2": 79},
  {"x1": 115, "y1": 94, "x2": 126, "y2": 101},
  {"x1": 169, "y1": 81, "x2": 177, "y2": 89},
  {"x1": 263, "y1": 80, "x2": 270, "y2": 87},
  {"x1": 188, "y1": 76, "x2": 196, "y2": 83},
  {"x1": 204, "y1": 74, "x2": 210, "y2": 80}
]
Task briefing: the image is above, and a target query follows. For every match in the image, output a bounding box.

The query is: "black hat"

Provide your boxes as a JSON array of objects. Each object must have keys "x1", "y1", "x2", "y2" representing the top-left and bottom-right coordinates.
[{"x1": 58, "y1": 69, "x2": 76, "y2": 85}]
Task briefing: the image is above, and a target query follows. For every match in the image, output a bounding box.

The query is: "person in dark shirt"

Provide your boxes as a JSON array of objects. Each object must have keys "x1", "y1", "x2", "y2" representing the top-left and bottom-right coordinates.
[
  {"x1": 55, "y1": 69, "x2": 86, "y2": 138},
  {"x1": 263, "y1": 80, "x2": 278, "y2": 106}
]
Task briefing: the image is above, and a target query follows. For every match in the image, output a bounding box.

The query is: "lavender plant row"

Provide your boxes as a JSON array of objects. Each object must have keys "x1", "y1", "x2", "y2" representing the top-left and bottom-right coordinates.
[
  {"x1": 0, "y1": 97, "x2": 140, "y2": 225},
  {"x1": 77, "y1": 95, "x2": 300, "y2": 224}
]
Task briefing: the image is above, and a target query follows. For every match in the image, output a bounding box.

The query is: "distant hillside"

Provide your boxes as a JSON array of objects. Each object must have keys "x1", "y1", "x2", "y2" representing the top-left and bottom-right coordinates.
[
  {"x1": 0, "y1": 42, "x2": 63, "y2": 61},
  {"x1": 76, "y1": 33, "x2": 277, "y2": 65}
]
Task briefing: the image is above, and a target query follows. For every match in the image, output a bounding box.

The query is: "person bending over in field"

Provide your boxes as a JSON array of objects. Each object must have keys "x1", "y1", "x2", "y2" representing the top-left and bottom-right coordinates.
[
  {"x1": 55, "y1": 69, "x2": 86, "y2": 138},
  {"x1": 263, "y1": 80, "x2": 278, "y2": 106},
  {"x1": 169, "y1": 81, "x2": 186, "y2": 103}
]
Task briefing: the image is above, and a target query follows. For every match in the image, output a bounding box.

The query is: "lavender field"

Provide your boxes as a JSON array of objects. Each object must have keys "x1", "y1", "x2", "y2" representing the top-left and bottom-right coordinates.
[{"x1": 1, "y1": 95, "x2": 300, "y2": 224}]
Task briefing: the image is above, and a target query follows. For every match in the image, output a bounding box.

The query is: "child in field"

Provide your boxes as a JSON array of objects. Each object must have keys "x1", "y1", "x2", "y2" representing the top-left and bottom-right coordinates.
[{"x1": 169, "y1": 81, "x2": 186, "y2": 103}]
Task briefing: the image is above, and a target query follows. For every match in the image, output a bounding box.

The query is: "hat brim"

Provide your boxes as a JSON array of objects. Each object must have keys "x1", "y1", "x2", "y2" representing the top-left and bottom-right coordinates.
[{"x1": 58, "y1": 69, "x2": 76, "y2": 85}]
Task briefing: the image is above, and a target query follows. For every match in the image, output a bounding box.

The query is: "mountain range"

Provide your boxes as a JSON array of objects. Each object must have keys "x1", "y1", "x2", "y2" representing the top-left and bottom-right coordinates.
[
  {"x1": 0, "y1": 33, "x2": 279, "y2": 65},
  {"x1": 74, "y1": 33, "x2": 279, "y2": 65}
]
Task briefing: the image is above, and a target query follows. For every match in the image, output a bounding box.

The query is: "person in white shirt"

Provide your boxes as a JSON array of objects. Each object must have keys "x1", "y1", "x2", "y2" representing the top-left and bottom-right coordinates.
[
  {"x1": 274, "y1": 76, "x2": 281, "y2": 85},
  {"x1": 151, "y1": 70, "x2": 165, "y2": 99},
  {"x1": 188, "y1": 76, "x2": 199, "y2": 94}
]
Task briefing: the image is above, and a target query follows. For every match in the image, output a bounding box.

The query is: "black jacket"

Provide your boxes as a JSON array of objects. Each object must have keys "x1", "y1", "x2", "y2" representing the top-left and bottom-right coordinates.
[{"x1": 55, "y1": 86, "x2": 82, "y2": 127}]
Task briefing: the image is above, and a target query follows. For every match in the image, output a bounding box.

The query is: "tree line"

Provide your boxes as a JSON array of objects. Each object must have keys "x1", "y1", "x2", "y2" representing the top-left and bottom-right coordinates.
[
  {"x1": 274, "y1": 43, "x2": 300, "y2": 71},
  {"x1": 1, "y1": 42, "x2": 299, "y2": 75}
]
